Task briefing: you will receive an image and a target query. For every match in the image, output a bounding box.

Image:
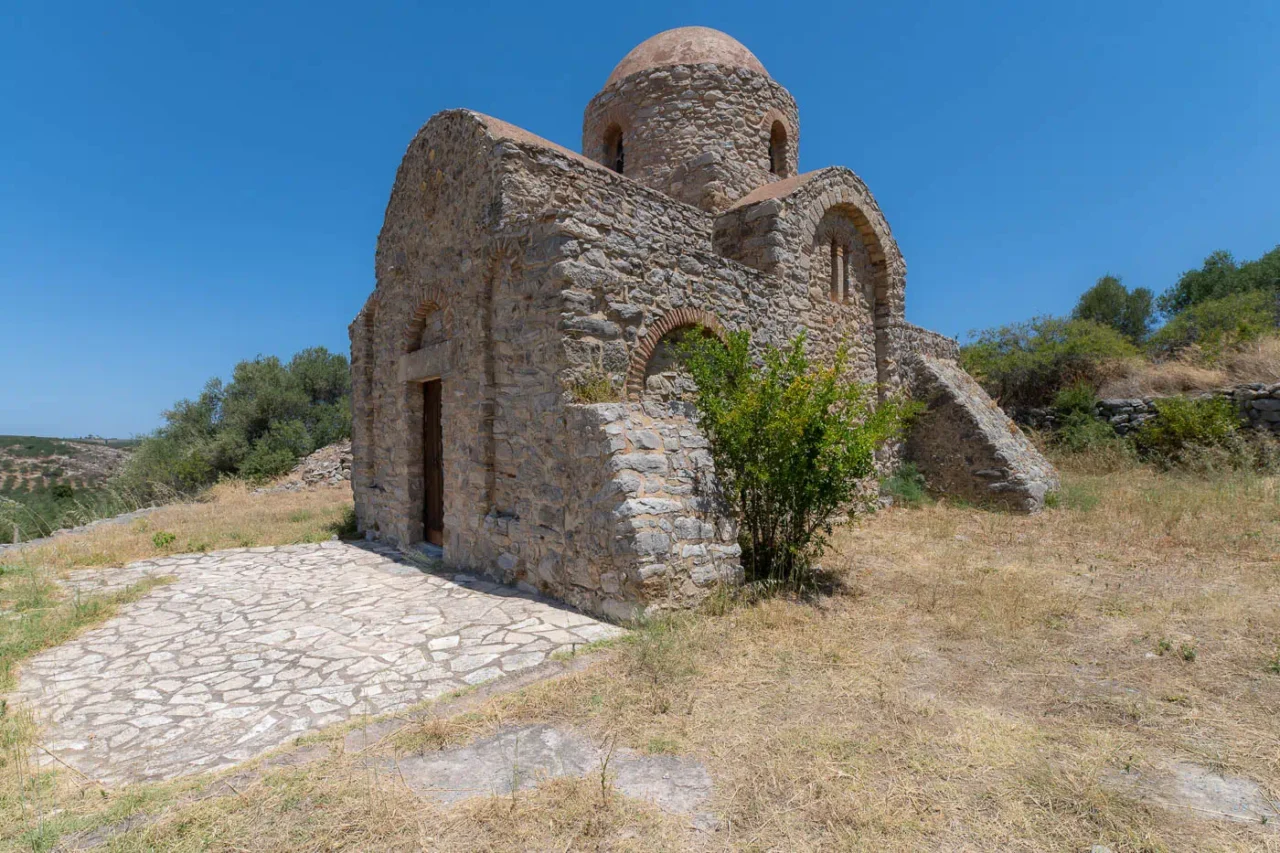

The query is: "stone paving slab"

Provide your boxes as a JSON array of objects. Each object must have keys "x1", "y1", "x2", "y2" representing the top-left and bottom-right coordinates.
[
  {"x1": 11, "y1": 542, "x2": 622, "y2": 784},
  {"x1": 389, "y1": 724, "x2": 716, "y2": 828}
]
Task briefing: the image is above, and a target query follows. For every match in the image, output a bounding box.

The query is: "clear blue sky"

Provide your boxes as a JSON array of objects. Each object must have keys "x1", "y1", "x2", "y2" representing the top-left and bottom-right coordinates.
[{"x1": 2, "y1": 0, "x2": 1277, "y2": 437}]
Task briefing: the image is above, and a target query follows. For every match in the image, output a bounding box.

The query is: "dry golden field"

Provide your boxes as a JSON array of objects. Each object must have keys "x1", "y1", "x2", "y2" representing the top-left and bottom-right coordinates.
[{"x1": 3, "y1": 461, "x2": 1279, "y2": 851}]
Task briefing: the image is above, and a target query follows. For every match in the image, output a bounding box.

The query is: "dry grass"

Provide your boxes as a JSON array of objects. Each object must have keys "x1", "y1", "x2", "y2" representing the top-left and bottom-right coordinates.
[
  {"x1": 12, "y1": 481, "x2": 354, "y2": 573},
  {"x1": 1219, "y1": 335, "x2": 1280, "y2": 384},
  {"x1": 1100, "y1": 334, "x2": 1280, "y2": 398},
  {"x1": 5, "y1": 465, "x2": 1280, "y2": 850},
  {"x1": 1100, "y1": 356, "x2": 1229, "y2": 398}
]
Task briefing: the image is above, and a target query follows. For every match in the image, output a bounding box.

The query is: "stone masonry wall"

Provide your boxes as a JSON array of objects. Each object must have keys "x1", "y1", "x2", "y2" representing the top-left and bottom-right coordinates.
[
  {"x1": 358, "y1": 111, "x2": 786, "y2": 617},
  {"x1": 355, "y1": 95, "x2": 1032, "y2": 619},
  {"x1": 905, "y1": 356, "x2": 1060, "y2": 512},
  {"x1": 352, "y1": 111, "x2": 504, "y2": 549},
  {"x1": 583, "y1": 65, "x2": 799, "y2": 213},
  {"x1": 713, "y1": 168, "x2": 908, "y2": 389},
  {"x1": 1097, "y1": 384, "x2": 1280, "y2": 435},
  {"x1": 1011, "y1": 383, "x2": 1280, "y2": 436},
  {"x1": 897, "y1": 322, "x2": 960, "y2": 363},
  {"x1": 561, "y1": 402, "x2": 741, "y2": 620}
]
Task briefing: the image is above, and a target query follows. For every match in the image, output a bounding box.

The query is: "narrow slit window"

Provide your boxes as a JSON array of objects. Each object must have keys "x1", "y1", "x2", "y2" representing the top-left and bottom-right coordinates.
[
  {"x1": 830, "y1": 241, "x2": 844, "y2": 302},
  {"x1": 604, "y1": 124, "x2": 624, "y2": 174},
  {"x1": 769, "y1": 121, "x2": 788, "y2": 177}
]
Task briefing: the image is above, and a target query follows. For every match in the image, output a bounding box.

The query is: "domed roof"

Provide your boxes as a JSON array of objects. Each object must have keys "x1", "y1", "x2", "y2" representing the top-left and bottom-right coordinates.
[{"x1": 605, "y1": 27, "x2": 769, "y2": 88}]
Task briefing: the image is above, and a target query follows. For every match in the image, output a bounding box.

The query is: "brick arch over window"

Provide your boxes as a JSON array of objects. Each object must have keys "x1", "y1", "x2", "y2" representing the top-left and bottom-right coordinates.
[
  {"x1": 402, "y1": 286, "x2": 453, "y2": 354},
  {"x1": 800, "y1": 189, "x2": 902, "y2": 390},
  {"x1": 795, "y1": 184, "x2": 902, "y2": 289},
  {"x1": 625, "y1": 307, "x2": 726, "y2": 400},
  {"x1": 808, "y1": 203, "x2": 886, "y2": 272}
]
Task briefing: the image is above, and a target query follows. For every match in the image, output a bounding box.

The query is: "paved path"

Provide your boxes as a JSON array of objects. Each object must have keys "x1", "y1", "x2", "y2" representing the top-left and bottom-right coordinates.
[{"x1": 12, "y1": 542, "x2": 622, "y2": 784}]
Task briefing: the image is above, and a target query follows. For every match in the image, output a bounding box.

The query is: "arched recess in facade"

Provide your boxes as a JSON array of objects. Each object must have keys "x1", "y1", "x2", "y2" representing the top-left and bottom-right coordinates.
[
  {"x1": 797, "y1": 185, "x2": 903, "y2": 392},
  {"x1": 403, "y1": 285, "x2": 453, "y2": 353},
  {"x1": 761, "y1": 108, "x2": 796, "y2": 179},
  {"x1": 397, "y1": 284, "x2": 453, "y2": 545},
  {"x1": 624, "y1": 307, "x2": 726, "y2": 400}
]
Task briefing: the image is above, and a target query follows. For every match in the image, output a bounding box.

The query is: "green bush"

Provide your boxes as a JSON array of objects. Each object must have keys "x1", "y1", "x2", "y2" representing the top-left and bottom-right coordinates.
[
  {"x1": 1147, "y1": 290, "x2": 1278, "y2": 356},
  {"x1": 1133, "y1": 397, "x2": 1239, "y2": 465},
  {"x1": 881, "y1": 462, "x2": 929, "y2": 508},
  {"x1": 960, "y1": 317, "x2": 1138, "y2": 408},
  {"x1": 568, "y1": 370, "x2": 621, "y2": 403},
  {"x1": 1054, "y1": 411, "x2": 1122, "y2": 454},
  {"x1": 1051, "y1": 382, "x2": 1098, "y2": 418},
  {"x1": 680, "y1": 331, "x2": 915, "y2": 587},
  {"x1": 1047, "y1": 383, "x2": 1125, "y2": 454},
  {"x1": 118, "y1": 346, "x2": 351, "y2": 498}
]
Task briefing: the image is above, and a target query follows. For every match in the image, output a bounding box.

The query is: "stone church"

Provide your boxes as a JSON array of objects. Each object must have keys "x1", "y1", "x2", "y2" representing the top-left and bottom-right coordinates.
[{"x1": 350, "y1": 27, "x2": 1058, "y2": 619}]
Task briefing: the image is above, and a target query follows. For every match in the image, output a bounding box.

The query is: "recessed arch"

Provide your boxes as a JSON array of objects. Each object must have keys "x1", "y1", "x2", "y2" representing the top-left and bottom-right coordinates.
[
  {"x1": 809, "y1": 199, "x2": 894, "y2": 390},
  {"x1": 625, "y1": 307, "x2": 726, "y2": 400},
  {"x1": 403, "y1": 286, "x2": 452, "y2": 354}
]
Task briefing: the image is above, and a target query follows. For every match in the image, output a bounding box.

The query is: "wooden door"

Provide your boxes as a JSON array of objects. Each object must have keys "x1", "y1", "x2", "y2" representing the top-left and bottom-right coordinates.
[{"x1": 422, "y1": 379, "x2": 444, "y2": 546}]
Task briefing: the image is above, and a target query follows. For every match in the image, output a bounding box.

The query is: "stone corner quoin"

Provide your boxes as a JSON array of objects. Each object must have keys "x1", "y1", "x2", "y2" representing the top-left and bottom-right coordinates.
[{"x1": 348, "y1": 26, "x2": 1058, "y2": 619}]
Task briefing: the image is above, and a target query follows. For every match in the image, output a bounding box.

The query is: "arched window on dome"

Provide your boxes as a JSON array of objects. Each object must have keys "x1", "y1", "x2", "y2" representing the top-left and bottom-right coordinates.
[
  {"x1": 769, "y1": 121, "x2": 789, "y2": 177},
  {"x1": 603, "y1": 124, "x2": 625, "y2": 174}
]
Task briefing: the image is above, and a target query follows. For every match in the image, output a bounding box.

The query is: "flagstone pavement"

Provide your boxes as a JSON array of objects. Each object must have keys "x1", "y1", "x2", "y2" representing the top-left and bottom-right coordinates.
[{"x1": 11, "y1": 542, "x2": 623, "y2": 784}]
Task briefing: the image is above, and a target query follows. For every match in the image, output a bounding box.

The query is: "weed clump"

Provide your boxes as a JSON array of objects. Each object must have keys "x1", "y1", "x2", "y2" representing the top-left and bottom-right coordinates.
[
  {"x1": 568, "y1": 370, "x2": 621, "y2": 404},
  {"x1": 881, "y1": 462, "x2": 930, "y2": 508}
]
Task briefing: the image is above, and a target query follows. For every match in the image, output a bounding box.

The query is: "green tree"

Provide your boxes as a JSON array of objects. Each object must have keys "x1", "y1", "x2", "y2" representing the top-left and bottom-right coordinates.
[
  {"x1": 1157, "y1": 246, "x2": 1280, "y2": 315},
  {"x1": 1072, "y1": 275, "x2": 1155, "y2": 343},
  {"x1": 679, "y1": 331, "x2": 913, "y2": 587},
  {"x1": 960, "y1": 317, "x2": 1137, "y2": 408},
  {"x1": 118, "y1": 346, "x2": 352, "y2": 497}
]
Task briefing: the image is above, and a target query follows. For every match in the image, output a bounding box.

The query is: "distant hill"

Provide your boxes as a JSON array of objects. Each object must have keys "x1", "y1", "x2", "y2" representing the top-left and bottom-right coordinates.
[{"x1": 0, "y1": 436, "x2": 135, "y2": 545}]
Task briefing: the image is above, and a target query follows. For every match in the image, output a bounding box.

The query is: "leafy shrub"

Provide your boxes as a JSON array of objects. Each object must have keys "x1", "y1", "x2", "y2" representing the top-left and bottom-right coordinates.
[
  {"x1": 1148, "y1": 290, "x2": 1278, "y2": 357},
  {"x1": 881, "y1": 462, "x2": 929, "y2": 508},
  {"x1": 1133, "y1": 397, "x2": 1238, "y2": 466},
  {"x1": 961, "y1": 317, "x2": 1138, "y2": 408},
  {"x1": 151, "y1": 531, "x2": 176, "y2": 549},
  {"x1": 1051, "y1": 382, "x2": 1098, "y2": 418},
  {"x1": 1046, "y1": 383, "x2": 1125, "y2": 455},
  {"x1": 118, "y1": 346, "x2": 351, "y2": 498},
  {"x1": 680, "y1": 331, "x2": 915, "y2": 587},
  {"x1": 1054, "y1": 412, "x2": 1122, "y2": 454},
  {"x1": 329, "y1": 506, "x2": 360, "y2": 540}
]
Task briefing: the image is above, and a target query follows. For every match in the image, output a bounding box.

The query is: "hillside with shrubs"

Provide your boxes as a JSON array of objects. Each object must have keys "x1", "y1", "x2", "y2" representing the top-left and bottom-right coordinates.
[
  {"x1": 116, "y1": 346, "x2": 352, "y2": 499},
  {"x1": 0, "y1": 347, "x2": 352, "y2": 544},
  {"x1": 961, "y1": 245, "x2": 1280, "y2": 471}
]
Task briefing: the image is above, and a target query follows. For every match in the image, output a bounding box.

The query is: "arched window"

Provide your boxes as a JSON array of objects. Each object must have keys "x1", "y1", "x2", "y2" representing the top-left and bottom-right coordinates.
[
  {"x1": 603, "y1": 124, "x2": 624, "y2": 174},
  {"x1": 769, "y1": 121, "x2": 788, "y2": 177}
]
